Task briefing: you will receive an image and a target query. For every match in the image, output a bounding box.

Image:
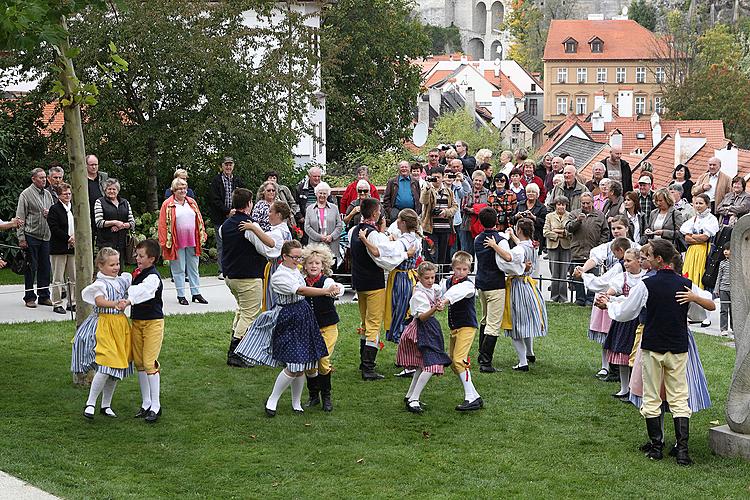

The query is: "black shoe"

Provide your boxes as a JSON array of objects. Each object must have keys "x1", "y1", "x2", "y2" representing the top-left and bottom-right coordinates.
[
  {"x1": 178, "y1": 296, "x2": 189, "y2": 305},
  {"x1": 526, "y1": 354, "x2": 536, "y2": 364},
  {"x1": 361, "y1": 345, "x2": 385, "y2": 380},
  {"x1": 83, "y1": 405, "x2": 95, "y2": 420},
  {"x1": 478, "y1": 333, "x2": 498, "y2": 373},
  {"x1": 674, "y1": 417, "x2": 693, "y2": 466},
  {"x1": 455, "y1": 397, "x2": 484, "y2": 411},
  {"x1": 406, "y1": 401, "x2": 423, "y2": 413},
  {"x1": 602, "y1": 365, "x2": 620, "y2": 382},
  {"x1": 304, "y1": 375, "x2": 320, "y2": 408},
  {"x1": 38, "y1": 298, "x2": 53, "y2": 307},
  {"x1": 100, "y1": 407, "x2": 117, "y2": 418},
  {"x1": 265, "y1": 400, "x2": 276, "y2": 417},
  {"x1": 66, "y1": 304, "x2": 76, "y2": 312},
  {"x1": 53, "y1": 306, "x2": 66, "y2": 314},
  {"x1": 612, "y1": 392, "x2": 629, "y2": 399},
  {"x1": 134, "y1": 407, "x2": 150, "y2": 418},
  {"x1": 293, "y1": 408, "x2": 305, "y2": 415},
  {"x1": 227, "y1": 337, "x2": 251, "y2": 367},
  {"x1": 192, "y1": 294, "x2": 208, "y2": 304},
  {"x1": 319, "y1": 372, "x2": 333, "y2": 412},
  {"x1": 512, "y1": 364, "x2": 529, "y2": 372},
  {"x1": 668, "y1": 444, "x2": 678, "y2": 457},
  {"x1": 395, "y1": 368, "x2": 415, "y2": 377},
  {"x1": 145, "y1": 409, "x2": 161, "y2": 423},
  {"x1": 575, "y1": 300, "x2": 586, "y2": 306},
  {"x1": 644, "y1": 417, "x2": 664, "y2": 460},
  {"x1": 479, "y1": 365, "x2": 498, "y2": 373}
]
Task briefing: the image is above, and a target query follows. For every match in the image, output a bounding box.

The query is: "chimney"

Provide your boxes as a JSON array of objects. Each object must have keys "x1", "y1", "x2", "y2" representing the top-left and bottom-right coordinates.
[
  {"x1": 674, "y1": 129, "x2": 681, "y2": 167},
  {"x1": 418, "y1": 95, "x2": 430, "y2": 125},
  {"x1": 428, "y1": 86, "x2": 442, "y2": 113},
  {"x1": 650, "y1": 112, "x2": 661, "y2": 146},
  {"x1": 601, "y1": 103, "x2": 613, "y2": 122},
  {"x1": 610, "y1": 131, "x2": 623, "y2": 149},
  {"x1": 592, "y1": 111, "x2": 605, "y2": 132},
  {"x1": 465, "y1": 87, "x2": 476, "y2": 113}
]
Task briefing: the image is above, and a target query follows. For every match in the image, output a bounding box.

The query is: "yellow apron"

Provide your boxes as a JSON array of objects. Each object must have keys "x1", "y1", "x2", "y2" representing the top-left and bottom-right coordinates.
[{"x1": 501, "y1": 275, "x2": 546, "y2": 331}]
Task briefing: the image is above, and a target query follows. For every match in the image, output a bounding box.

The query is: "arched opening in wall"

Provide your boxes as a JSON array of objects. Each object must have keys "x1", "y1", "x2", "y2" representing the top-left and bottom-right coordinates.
[
  {"x1": 468, "y1": 38, "x2": 485, "y2": 60},
  {"x1": 491, "y1": 1, "x2": 504, "y2": 27},
  {"x1": 473, "y1": 2, "x2": 487, "y2": 34},
  {"x1": 490, "y1": 40, "x2": 503, "y2": 59}
]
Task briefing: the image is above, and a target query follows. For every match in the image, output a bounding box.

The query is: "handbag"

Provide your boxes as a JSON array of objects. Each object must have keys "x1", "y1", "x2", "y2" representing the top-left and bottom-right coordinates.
[
  {"x1": 10, "y1": 248, "x2": 29, "y2": 275},
  {"x1": 124, "y1": 232, "x2": 139, "y2": 265},
  {"x1": 671, "y1": 211, "x2": 688, "y2": 253}
]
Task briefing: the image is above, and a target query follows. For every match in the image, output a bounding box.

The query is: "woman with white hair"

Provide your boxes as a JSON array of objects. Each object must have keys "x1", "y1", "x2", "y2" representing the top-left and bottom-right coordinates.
[
  {"x1": 344, "y1": 179, "x2": 383, "y2": 231},
  {"x1": 94, "y1": 178, "x2": 135, "y2": 269},
  {"x1": 304, "y1": 182, "x2": 344, "y2": 265},
  {"x1": 511, "y1": 182, "x2": 548, "y2": 245}
]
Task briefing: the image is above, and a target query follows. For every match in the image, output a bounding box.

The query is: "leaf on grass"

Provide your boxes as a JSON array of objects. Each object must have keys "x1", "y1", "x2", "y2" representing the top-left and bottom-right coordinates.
[
  {"x1": 250, "y1": 435, "x2": 256, "y2": 439},
  {"x1": 710, "y1": 420, "x2": 720, "y2": 425},
  {"x1": 422, "y1": 431, "x2": 430, "y2": 439},
  {"x1": 356, "y1": 458, "x2": 364, "y2": 464},
  {"x1": 304, "y1": 423, "x2": 311, "y2": 427}
]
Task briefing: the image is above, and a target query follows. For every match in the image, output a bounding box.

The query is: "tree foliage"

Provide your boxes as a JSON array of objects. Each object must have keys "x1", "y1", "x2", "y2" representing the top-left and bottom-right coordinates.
[
  {"x1": 628, "y1": 0, "x2": 657, "y2": 31},
  {"x1": 321, "y1": 0, "x2": 431, "y2": 163},
  {"x1": 420, "y1": 110, "x2": 502, "y2": 159},
  {"x1": 425, "y1": 24, "x2": 462, "y2": 55},
  {"x1": 696, "y1": 23, "x2": 743, "y2": 70}
]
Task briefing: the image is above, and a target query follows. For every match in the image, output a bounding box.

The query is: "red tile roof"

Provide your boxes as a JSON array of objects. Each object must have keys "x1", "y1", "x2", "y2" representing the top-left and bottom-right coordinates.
[
  {"x1": 543, "y1": 20, "x2": 671, "y2": 61},
  {"x1": 424, "y1": 70, "x2": 453, "y2": 88},
  {"x1": 41, "y1": 102, "x2": 64, "y2": 135},
  {"x1": 483, "y1": 70, "x2": 524, "y2": 98}
]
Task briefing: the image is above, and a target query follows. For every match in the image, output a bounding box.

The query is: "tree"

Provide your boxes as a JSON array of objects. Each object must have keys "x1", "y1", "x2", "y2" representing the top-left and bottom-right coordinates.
[
  {"x1": 321, "y1": 0, "x2": 431, "y2": 162},
  {"x1": 628, "y1": 0, "x2": 657, "y2": 31},
  {"x1": 696, "y1": 23, "x2": 743, "y2": 71},
  {"x1": 421, "y1": 110, "x2": 502, "y2": 158},
  {"x1": 425, "y1": 24, "x2": 462, "y2": 55}
]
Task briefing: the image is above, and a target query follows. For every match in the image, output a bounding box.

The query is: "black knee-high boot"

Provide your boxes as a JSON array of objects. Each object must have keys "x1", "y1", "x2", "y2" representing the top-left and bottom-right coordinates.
[
  {"x1": 479, "y1": 331, "x2": 498, "y2": 373},
  {"x1": 304, "y1": 375, "x2": 321, "y2": 407},
  {"x1": 227, "y1": 336, "x2": 248, "y2": 367},
  {"x1": 361, "y1": 345, "x2": 385, "y2": 380},
  {"x1": 673, "y1": 417, "x2": 692, "y2": 466},
  {"x1": 319, "y1": 372, "x2": 333, "y2": 412},
  {"x1": 358, "y1": 338, "x2": 366, "y2": 371},
  {"x1": 643, "y1": 417, "x2": 664, "y2": 460}
]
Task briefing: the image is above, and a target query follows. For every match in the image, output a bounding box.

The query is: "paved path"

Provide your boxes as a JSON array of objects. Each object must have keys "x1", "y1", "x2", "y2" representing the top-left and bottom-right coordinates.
[{"x1": 0, "y1": 471, "x2": 58, "y2": 499}]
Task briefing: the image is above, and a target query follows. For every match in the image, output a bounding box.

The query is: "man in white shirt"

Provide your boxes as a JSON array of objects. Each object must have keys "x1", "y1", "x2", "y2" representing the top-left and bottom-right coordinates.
[{"x1": 692, "y1": 157, "x2": 731, "y2": 214}]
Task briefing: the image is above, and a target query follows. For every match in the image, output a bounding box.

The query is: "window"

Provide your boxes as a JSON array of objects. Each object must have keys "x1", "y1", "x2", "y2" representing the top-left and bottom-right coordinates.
[
  {"x1": 527, "y1": 98, "x2": 538, "y2": 116},
  {"x1": 654, "y1": 96, "x2": 664, "y2": 114},
  {"x1": 577, "y1": 67, "x2": 587, "y2": 83},
  {"x1": 565, "y1": 40, "x2": 577, "y2": 53},
  {"x1": 596, "y1": 67, "x2": 607, "y2": 83},
  {"x1": 655, "y1": 66, "x2": 665, "y2": 83},
  {"x1": 636, "y1": 67, "x2": 646, "y2": 83},
  {"x1": 591, "y1": 41, "x2": 603, "y2": 53},
  {"x1": 557, "y1": 68, "x2": 568, "y2": 83},
  {"x1": 635, "y1": 96, "x2": 646, "y2": 115},
  {"x1": 531, "y1": 83, "x2": 536, "y2": 91},
  {"x1": 557, "y1": 96, "x2": 568, "y2": 115},
  {"x1": 512, "y1": 123, "x2": 521, "y2": 134},
  {"x1": 616, "y1": 67, "x2": 626, "y2": 83},
  {"x1": 576, "y1": 96, "x2": 587, "y2": 115}
]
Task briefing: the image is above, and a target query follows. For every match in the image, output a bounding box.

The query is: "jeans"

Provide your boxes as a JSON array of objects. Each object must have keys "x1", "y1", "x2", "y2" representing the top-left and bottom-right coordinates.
[
  {"x1": 720, "y1": 290, "x2": 733, "y2": 331},
  {"x1": 216, "y1": 229, "x2": 224, "y2": 273},
  {"x1": 23, "y1": 234, "x2": 51, "y2": 302},
  {"x1": 170, "y1": 246, "x2": 201, "y2": 298},
  {"x1": 458, "y1": 230, "x2": 475, "y2": 257}
]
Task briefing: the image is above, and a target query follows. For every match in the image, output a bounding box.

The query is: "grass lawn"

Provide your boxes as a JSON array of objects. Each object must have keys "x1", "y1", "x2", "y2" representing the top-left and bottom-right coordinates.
[{"x1": 0, "y1": 303, "x2": 748, "y2": 498}]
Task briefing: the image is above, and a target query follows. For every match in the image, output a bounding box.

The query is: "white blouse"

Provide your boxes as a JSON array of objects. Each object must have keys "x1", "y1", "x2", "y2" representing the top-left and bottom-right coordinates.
[
  {"x1": 680, "y1": 210, "x2": 719, "y2": 238},
  {"x1": 245, "y1": 221, "x2": 290, "y2": 259},
  {"x1": 82, "y1": 272, "x2": 132, "y2": 305},
  {"x1": 127, "y1": 273, "x2": 162, "y2": 305},
  {"x1": 348, "y1": 226, "x2": 411, "y2": 272},
  {"x1": 608, "y1": 270, "x2": 645, "y2": 296},
  {"x1": 377, "y1": 231, "x2": 422, "y2": 260},
  {"x1": 583, "y1": 262, "x2": 624, "y2": 293},
  {"x1": 589, "y1": 239, "x2": 639, "y2": 268},
  {"x1": 495, "y1": 241, "x2": 527, "y2": 277},
  {"x1": 270, "y1": 265, "x2": 305, "y2": 298},
  {"x1": 409, "y1": 282, "x2": 442, "y2": 315}
]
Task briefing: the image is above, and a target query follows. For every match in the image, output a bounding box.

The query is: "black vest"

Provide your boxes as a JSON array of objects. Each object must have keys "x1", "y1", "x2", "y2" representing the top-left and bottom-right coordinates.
[
  {"x1": 473, "y1": 230, "x2": 506, "y2": 291},
  {"x1": 130, "y1": 265, "x2": 164, "y2": 320},
  {"x1": 350, "y1": 223, "x2": 384, "y2": 291},
  {"x1": 305, "y1": 275, "x2": 339, "y2": 328},
  {"x1": 446, "y1": 277, "x2": 477, "y2": 329},
  {"x1": 221, "y1": 213, "x2": 267, "y2": 279},
  {"x1": 642, "y1": 270, "x2": 692, "y2": 354}
]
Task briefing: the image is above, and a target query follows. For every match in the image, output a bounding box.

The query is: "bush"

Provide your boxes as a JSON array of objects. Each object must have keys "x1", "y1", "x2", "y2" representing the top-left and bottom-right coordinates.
[
  {"x1": 325, "y1": 149, "x2": 416, "y2": 188},
  {"x1": 420, "y1": 110, "x2": 504, "y2": 162}
]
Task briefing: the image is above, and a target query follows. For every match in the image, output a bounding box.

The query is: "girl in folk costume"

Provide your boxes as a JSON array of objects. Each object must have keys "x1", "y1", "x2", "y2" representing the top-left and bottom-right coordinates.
[
  {"x1": 574, "y1": 216, "x2": 636, "y2": 379},
  {"x1": 72, "y1": 248, "x2": 134, "y2": 420},
  {"x1": 679, "y1": 193, "x2": 719, "y2": 289},
  {"x1": 301, "y1": 244, "x2": 345, "y2": 412},
  {"x1": 397, "y1": 261, "x2": 453, "y2": 413},
  {"x1": 597, "y1": 248, "x2": 645, "y2": 399},
  {"x1": 233, "y1": 240, "x2": 339, "y2": 417},
  {"x1": 239, "y1": 201, "x2": 293, "y2": 310},
  {"x1": 484, "y1": 218, "x2": 548, "y2": 372}
]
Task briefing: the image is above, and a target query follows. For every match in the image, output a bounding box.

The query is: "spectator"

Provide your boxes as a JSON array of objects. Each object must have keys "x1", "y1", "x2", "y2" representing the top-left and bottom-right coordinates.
[
  {"x1": 85, "y1": 154, "x2": 109, "y2": 230},
  {"x1": 252, "y1": 180, "x2": 279, "y2": 231},
  {"x1": 543, "y1": 195, "x2": 572, "y2": 303},
  {"x1": 47, "y1": 164, "x2": 64, "y2": 204},
  {"x1": 426, "y1": 147, "x2": 441, "y2": 172},
  {"x1": 446, "y1": 159, "x2": 471, "y2": 252},
  {"x1": 208, "y1": 156, "x2": 245, "y2": 279},
  {"x1": 669, "y1": 164, "x2": 693, "y2": 203},
  {"x1": 514, "y1": 148, "x2": 528, "y2": 169},
  {"x1": 547, "y1": 165, "x2": 588, "y2": 211},
  {"x1": 715, "y1": 176, "x2": 750, "y2": 226},
  {"x1": 500, "y1": 150, "x2": 514, "y2": 175},
  {"x1": 586, "y1": 162, "x2": 606, "y2": 193},
  {"x1": 0, "y1": 217, "x2": 24, "y2": 269},
  {"x1": 521, "y1": 159, "x2": 547, "y2": 202},
  {"x1": 383, "y1": 160, "x2": 421, "y2": 224},
  {"x1": 479, "y1": 162, "x2": 493, "y2": 190},
  {"x1": 345, "y1": 180, "x2": 385, "y2": 230},
  {"x1": 295, "y1": 166, "x2": 327, "y2": 222},
  {"x1": 536, "y1": 152, "x2": 553, "y2": 181},
  {"x1": 487, "y1": 172, "x2": 517, "y2": 231},
  {"x1": 158, "y1": 178, "x2": 208, "y2": 305},
  {"x1": 512, "y1": 183, "x2": 547, "y2": 245},
  {"x1": 338, "y1": 166, "x2": 380, "y2": 214},
  {"x1": 253, "y1": 171, "x2": 299, "y2": 215},
  {"x1": 680, "y1": 194, "x2": 719, "y2": 298},
  {"x1": 304, "y1": 182, "x2": 344, "y2": 266},
  {"x1": 16, "y1": 167, "x2": 54, "y2": 308},
  {"x1": 603, "y1": 180, "x2": 624, "y2": 223},
  {"x1": 669, "y1": 183, "x2": 695, "y2": 221},
  {"x1": 94, "y1": 178, "x2": 135, "y2": 269},
  {"x1": 622, "y1": 191, "x2": 647, "y2": 243},
  {"x1": 592, "y1": 178, "x2": 610, "y2": 212},
  {"x1": 643, "y1": 188, "x2": 684, "y2": 247},
  {"x1": 566, "y1": 193, "x2": 609, "y2": 305},
  {"x1": 508, "y1": 168, "x2": 527, "y2": 205},
  {"x1": 459, "y1": 170, "x2": 489, "y2": 256},
  {"x1": 455, "y1": 140, "x2": 476, "y2": 175},
  {"x1": 715, "y1": 242, "x2": 733, "y2": 337},
  {"x1": 411, "y1": 162, "x2": 428, "y2": 189},
  {"x1": 603, "y1": 146, "x2": 633, "y2": 193},
  {"x1": 475, "y1": 148, "x2": 493, "y2": 168},
  {"x1": 553, "y1": 173, "x2": 564, "y2": 188},
  {"x1": 164, "y1": 168, "x2": 195, "y2": 199},
  {"x1": 637, "y1": 175, "x2": 655, "y2": 215},
  {"x1": 544, "y1": 156, "x2": 564, "y2": 194},
  {"x1": 692, "y1": 157, "x2": 731, "y2": 214},
  {"x1": 47, "y1": 182, "x2": 75, "y2": 314},
  {"x1": 420, "y1": 166, "x2": 458, "y2": 266}
]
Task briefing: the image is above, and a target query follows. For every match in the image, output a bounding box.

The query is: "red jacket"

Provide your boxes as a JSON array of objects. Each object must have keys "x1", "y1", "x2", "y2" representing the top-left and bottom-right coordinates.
[
  {"x1": 521, "y1": 175, "x2": 547, "y2": 203},
  {"x1": 339, "y1": 180, "x2": 379, "y2": 213}
]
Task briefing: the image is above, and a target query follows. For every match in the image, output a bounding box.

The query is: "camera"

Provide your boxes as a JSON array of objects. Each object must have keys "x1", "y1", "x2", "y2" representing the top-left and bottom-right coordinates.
[
  {"x1": 432, "y1": 208, "x2": 443, "y2": 216},
  {"x1": 447, "y1": 173, "x2": 456, "y2": 179},
  {"x1": 426, "y1": 176, "x2": 437, "y2": 183},
  {"x1": 438, "y1": 144, "x2": 452, "y2": 151}
]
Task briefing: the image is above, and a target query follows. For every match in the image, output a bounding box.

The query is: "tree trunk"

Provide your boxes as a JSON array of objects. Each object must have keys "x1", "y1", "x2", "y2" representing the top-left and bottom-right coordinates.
[
  {"x1": 57, "y1": 16, "x2": 94, "y2": 326},
  {"x1": 146, "y1": 136, "x2": 159, "y2": 212}
]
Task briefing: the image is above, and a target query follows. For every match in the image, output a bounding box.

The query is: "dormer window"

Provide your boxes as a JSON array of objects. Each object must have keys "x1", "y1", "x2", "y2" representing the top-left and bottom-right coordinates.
[
  {"x1": 589, "y1": 37, "x2": 604, "y2": 53},
  {"x1": 563, "y1": 37, "x2": 578, "y2": 53}
]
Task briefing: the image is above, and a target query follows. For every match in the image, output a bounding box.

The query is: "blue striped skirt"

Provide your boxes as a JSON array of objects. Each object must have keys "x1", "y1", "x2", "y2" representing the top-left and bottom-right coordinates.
[
  {"x1": 70, "y1": 313, "x2": 134, "y2": 380},
  {"x1": 386, "y1": 271, "x2": 414, "y2": 343},
  {"x1": 505, "y1": 278, "x2": 548, "y2": 340}
]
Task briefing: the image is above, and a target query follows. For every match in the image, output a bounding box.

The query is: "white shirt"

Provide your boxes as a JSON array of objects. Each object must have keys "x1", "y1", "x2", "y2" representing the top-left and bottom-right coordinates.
[
  {"x1": 440, "y1": 276, "x2": 476, "y2": 304},
  {"x1": 348, "y1": 226, "x2": 410, "y2": 272},
  {"x1": 270, "y1": 264, "x2": 305, "y2": 296},
  {"x1": 608, "y1": 270, "x2": 645, "y2": 295},
  {"x1": 82, "y1": 272, "x2": 132, "y2": 305},
  {"x1": 61, "y1": 202, "x2": 74, "y2": 237},
  {"x1": 377, "y1": 229, "x2": 422, "y2": 260},
  {"x1": 608, "y1": 278, "x2": 711, "y2": 322},
  {"x1": 583, "y1": 262, "x2": 624, "y2": 293},
  {"x1": 589, "y1": 239, "x2": 639, "y2": 269},
  {"x1": 495, "y1": 239, "x2": 526, "y2": 277},
  {"x1": 244, "y1": 221, "x2": 290, "y2": 259},
  {"x1": 680, "y1": 210, "x2": 719, "y2": 238},
  {"x1": 707, "y1": 173, "x2": 719, "y2": 201},
  {"x1": 409, "y1": 282, "x2": 442, "y2": 315},
  {"x1": 127, "y1": 272, "x2": 162, "y2": 305}
]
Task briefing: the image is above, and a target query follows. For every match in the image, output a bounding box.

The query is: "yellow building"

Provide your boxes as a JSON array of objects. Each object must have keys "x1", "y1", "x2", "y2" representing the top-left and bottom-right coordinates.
[{"x1": 542, "y1": 19, "x2": 670, "y2": 127}]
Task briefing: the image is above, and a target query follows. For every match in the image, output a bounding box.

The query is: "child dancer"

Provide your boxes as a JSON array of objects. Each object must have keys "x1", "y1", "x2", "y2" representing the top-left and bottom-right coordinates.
[
  {"x1": 121, "y1": 239, "x2": 165, "y2": 423},
  {"x1": 301, "y1": 244, "x2": 345, "y2": 412},
  {"x1": 397, "y1": 261, "x2": 452, "y2": 413},
  {"x1": 484, "y1": 218, "x2": 547, "y2": 371},
  {"x1": 234, "y1": 240, "x2": 339, "y2": 417},
  {"x1": 71, "y1": 248, "x2": 133, "y2": 419},
  {"x1": 441, "y1": 251, "x2": 483, "y2": 411}
]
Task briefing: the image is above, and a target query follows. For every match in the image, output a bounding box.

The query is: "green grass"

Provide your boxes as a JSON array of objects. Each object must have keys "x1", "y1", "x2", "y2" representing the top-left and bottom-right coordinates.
[
  {"x1": 0, "y1": 262, "x2": 219, "y2": 285},
  {"x1": 0, "y1": 303, "x2": 748, "y2": 498}
]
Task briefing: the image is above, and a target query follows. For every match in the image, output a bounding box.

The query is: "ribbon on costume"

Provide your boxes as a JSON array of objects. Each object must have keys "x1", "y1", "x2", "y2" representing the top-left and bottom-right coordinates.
[{"x1": 261, "y1": 261, "x2": 272, "y2": 311}]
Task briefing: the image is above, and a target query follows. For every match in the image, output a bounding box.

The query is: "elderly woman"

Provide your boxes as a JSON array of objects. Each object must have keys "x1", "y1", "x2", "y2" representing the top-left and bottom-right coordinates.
[
  {"x1": 475, "y1": 148, "x2": 493, "y2": 167},
  {"x1": 670, "y1": 164, "x2": 693, "y2": 203},
  {"x1": 715, "y1": 176, "x2": 750, "y2": 226},
  {"x1": 669, "y1": 183, "x2": 695, "y2": 221},
  {"x1": 305, "y1": 182, "x2": 344, "y2": 265},
  {"x1": 536, "y1": 153, "x2": 553, "y2": 181},
  {"x1": 680, "y1": 193, "x2": 719, "y2": 290},
  {"x1": 252, "y1": 180, "x2": 278, "y2": 231},
  {"x1": 543, "y1": 195, "x2": 572, "y2": 303},
  {"x1": 512, "y1": 183, "x2": 548, "y2": 245},
  {"x1": 164, "y1": 168, "x2": 195, "y2": 199},
  {"x1": 94, "y1": 178, "x2": 135, "y2": 268},
  {"x1": 339, "y1": 165, "x2": 379, "y2": 213},
  {"x1": 459, "y1": 170, "x2": 489, "y2": 256},
  {"x1": 592, "y1": 178, "x2": 610, "y2": 212},
  {"x1": 158, "y1": 178, "x2": 208, "y2": 305},
  {"x1": 643, "y1": 188, "x2": 684, "y2": 246},
  {"x1": 344, "y1": 179, "x2": 384, "y2": 230}
]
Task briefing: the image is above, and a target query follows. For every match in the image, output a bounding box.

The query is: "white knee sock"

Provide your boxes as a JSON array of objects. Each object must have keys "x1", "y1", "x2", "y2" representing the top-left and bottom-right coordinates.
[
  {"x1": 148, "y1": 373, "x2": 161, "y2": 413},
  {"x1": 512, "y1": 339, "x2": 527, "y2": 366},
  {"x1": 290, "y1": 375, "x2": 304, "y2": 411},
  {"x1": 618, "y1": 365, "x2": 631, "y2": 395},
  {"x1": 458, "y1": 370, "x2": 480, "y2": 401},
  {"x1": 601, "y1": 349, "x2": 610, "y2": 371},
  {"x1": 138, "y1": 371, "x2": 152, "y2": 410},
  {"x1": 405, "y1": 368, "x2": 422, "y2": 399},
  {"x1": 409, "y1": 371, "x2": 433, "y2": 402},
  {"x1": 101, "y1": 377, "x2": 118, "y2": 409},
  {"x1": 523, "y1": 337, "x2": 534, "y2": 356},
  {"x1": 86, "y1": 371, "x2": 108, "y2": 407},
  {"x1": 267, "y1": 370, "x2": 294, "y2": 410}
]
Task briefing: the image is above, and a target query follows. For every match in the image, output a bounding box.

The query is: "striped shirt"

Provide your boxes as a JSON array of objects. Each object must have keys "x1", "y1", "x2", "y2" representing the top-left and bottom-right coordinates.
[
  {"x1": 431, "y1": 188, "x2": 451, "y2": 231},
  {"x1": 716, "y1": 259, "x2": 730, "y2": 293}
]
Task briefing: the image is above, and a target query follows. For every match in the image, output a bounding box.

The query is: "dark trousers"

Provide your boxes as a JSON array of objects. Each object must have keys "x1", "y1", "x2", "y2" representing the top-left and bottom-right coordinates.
[
  {"x1": 426, "y1": 230, "x2": 450, "y2": 274},
  {"x1": 720, "y1": 290, "x2": 733, "y2": 332},
  {"x1": 23, "y1": 234, "x2": 51, "y2": 302},
  {"x1": 569, "y1": 258, "x2": 590, "y2": 305}
]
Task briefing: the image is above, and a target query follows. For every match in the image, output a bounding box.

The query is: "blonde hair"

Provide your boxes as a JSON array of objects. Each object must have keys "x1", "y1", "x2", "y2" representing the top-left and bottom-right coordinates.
[
  {"x1": 171, "y1": 177, "x2": 188, "y2": 191},
  {"x1": 624, "y1": 247, "x2": 640, "y2": 260},
  {"x1": 445, "y1": 149, "x2": 458, "y2": 160},
  {"x1": 398, "y1": 208, "x2": 423, "y2": 237},
  {"x1": 416, "y1": 261, "x2": 438, "y2": 277},
  {"x1": 301, "y1": 243, "x2": 335, "y2": 277},
  {"x1": 452, "y1": 250, "x2": 472, "y2": 268},
  {"x1": 475, "y1": 148, "x2": 493, "y2": 164},
  {"x1": 95, "y1": 247, "x2": 119, "y2": 267},
  {"x1": 173, "y1": 168, "x2": 188, "y2": 179}
]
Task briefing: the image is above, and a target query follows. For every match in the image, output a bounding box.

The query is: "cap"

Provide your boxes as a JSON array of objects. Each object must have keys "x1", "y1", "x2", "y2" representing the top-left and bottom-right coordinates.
[
  {"x1": 638, "y1": 176, "x2": 652, "y2": 184},
  {"x1": 223, "y1": 156, "x2": 234, "y2": 164}
]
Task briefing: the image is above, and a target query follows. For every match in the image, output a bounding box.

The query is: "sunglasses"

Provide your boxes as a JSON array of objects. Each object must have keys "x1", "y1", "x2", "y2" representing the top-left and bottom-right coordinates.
[
  {"x1": 358, "y1": 189, "x2": 369, "y2": 193},
  {"x1": 286, "y1": 255, "x2": 304, "y2": 261}
]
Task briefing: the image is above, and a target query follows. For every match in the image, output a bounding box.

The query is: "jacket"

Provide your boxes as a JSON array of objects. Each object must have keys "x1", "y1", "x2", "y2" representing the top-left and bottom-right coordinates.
[
  {"x1": 47, "y1": 201, "x2": 74, "y2": 255},
  {"x1": 158, "y1": 195, "x2": 207, "y2": 261},
  {"x1": 566, "y1": 209, "x2": 609, "y2": 261},
  {"x1": 420, "y1": 185, "x2": 458, "y2": 234},
  {"x1": 382, "y1": 175, "x2": 421, "y2": 223},
  {"x1": 543, "y1": 210, "x2": 572, "y2": 250},
  {"x1": 295, "y1": 177, "x2": 333, "y2": 220},
  {"x1": 208, "y1": 173, "x2": 245, "y2": 226},
  {"x1": 304, "y1": 202, "x2": 344, "y2": 259},
  {"x1": 16, "y1": 184, "x2": 53, "y2": 242},
  {"x1": 601, "y1": 158, "x2": 633, "y2": 193},
  {"x1": 642, "y1": 206, "x2": 684, "y2": 244},
  {"x1": 255, "y1": 183, "x2": 300, "y2": 216},
  {"x1": 692, "y1": 170, "x2": 731, "y2": 206},
  {"x1": 715, "y1": 190, "x2": 750, "y2": 223},
  {"x1": 547, "y1": 180, "x2": 589, "y2": 212},
  {"x1": 459, "y1": 187, "x2": 489, "y2": 231},
  {"x1": 512, "y1": 200, "x2": 548, "y2": 242},
  {"x1": 339, "y1": 181, "x2": 380, "y2": 214}
]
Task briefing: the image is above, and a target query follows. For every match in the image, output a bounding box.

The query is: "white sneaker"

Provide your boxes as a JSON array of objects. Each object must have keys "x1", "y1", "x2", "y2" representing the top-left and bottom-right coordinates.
[
  {"x1": 218, "y1": 273, "x2": 224, "y2": 280},
  {"x1": 701, "y1": 320, "x2": 711, "y2": 328},
  {"x1": 721, "y1": 330, "x2": 730, "y2": 337}
]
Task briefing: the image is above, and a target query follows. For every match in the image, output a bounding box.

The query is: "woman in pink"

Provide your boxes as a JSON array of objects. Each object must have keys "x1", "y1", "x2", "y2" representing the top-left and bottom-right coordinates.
[{"x1": 158, "y1": 178, "x2": 208, "y2": 305}]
